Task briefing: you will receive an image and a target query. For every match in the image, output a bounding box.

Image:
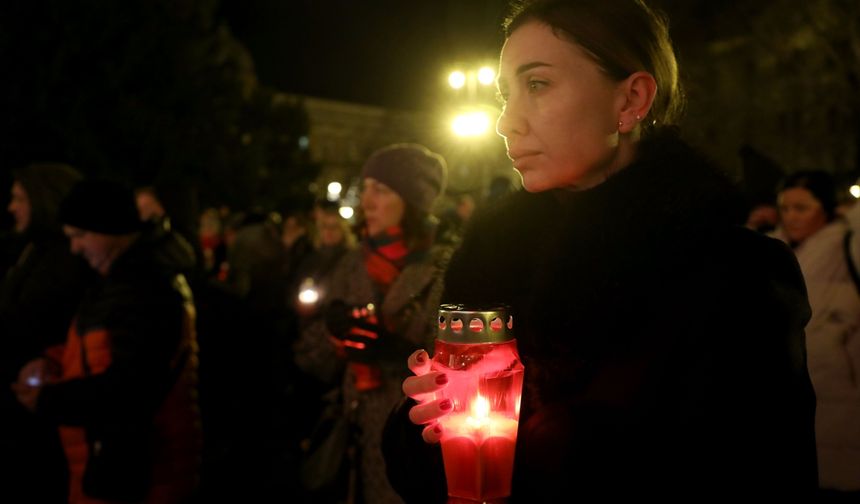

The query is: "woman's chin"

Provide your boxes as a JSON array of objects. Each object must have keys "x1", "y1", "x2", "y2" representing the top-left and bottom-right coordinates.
[{"x1": 517, "y1": 171, "x2": 549, "y2": 193}]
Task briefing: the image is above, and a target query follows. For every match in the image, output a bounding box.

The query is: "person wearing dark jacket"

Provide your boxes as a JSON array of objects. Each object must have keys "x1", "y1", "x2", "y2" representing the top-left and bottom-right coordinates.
[
  {"x1": 0, "y1": 163, "x2": 91, "y2": 503},
  {"x1": 383, "y1": 1, "x2": 817, "y2": 501},
  {"x1": 11, "y1": 179, "x2": 199, "y2": 504}
]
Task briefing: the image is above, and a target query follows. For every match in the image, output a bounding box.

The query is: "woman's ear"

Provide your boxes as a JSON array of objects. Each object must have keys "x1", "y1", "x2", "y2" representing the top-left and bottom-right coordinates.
[{"x1": 617, "y1": 71, "x2": 657, "y2": 135}]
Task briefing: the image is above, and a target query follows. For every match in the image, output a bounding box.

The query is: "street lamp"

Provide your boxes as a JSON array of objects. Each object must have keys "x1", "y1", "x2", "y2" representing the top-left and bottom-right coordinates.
[
  {"x1": 449, "y1": 71, "x2": 467, "y2": 90},
  {"x1": 452, "y1": 111, "x2": 492, "y2": 138},
  {"x1": 443, "y1": 63, "x2": 504, "y2": 195},
  {"x1": 327, "y1": 181, "x2": 343, "y2": 201},
  {"x1": 477, "y1": 67, "x2": 495, "y2": 86},
  {"x1": 447, "y1": 65, "x2": 497, "y2": 96}
]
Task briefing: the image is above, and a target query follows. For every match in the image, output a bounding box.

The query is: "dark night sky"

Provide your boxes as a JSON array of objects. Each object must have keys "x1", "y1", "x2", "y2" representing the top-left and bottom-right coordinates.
[
  {"x1": 220, "y1": 0, "x2": 749, "y2": 111},
  {"x1": 221, "y1": 0, "x2": 514, "y2": 110}
]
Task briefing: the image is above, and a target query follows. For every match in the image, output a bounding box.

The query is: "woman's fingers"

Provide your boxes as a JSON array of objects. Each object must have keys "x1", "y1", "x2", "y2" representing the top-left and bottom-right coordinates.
[
  {"x1": 402, "y1": 372, "x2": 448, "y2": 398},
  {"x1": 422, "y1": 423, "x2": 443, "y2": 444},
  {"x1": 407, "y1": 349, "x2": 431, "y2": 375},
  {"x1": 408, "y1": 397, "x2": 453, "y2": 425}
]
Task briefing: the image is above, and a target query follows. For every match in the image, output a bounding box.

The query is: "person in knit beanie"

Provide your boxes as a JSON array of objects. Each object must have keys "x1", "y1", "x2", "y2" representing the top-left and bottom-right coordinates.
[
  {"x1": 295, "y1": 143, "x2": 450, "y2": 504},
  {"x1": 359, "y1": 143, "x2": 447, "y2": 248}
]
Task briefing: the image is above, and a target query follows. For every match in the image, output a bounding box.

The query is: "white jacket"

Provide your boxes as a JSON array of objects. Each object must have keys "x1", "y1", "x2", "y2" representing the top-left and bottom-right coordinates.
[{"x1": 774, "y1": 203, "x2": 860, "y2": 490}]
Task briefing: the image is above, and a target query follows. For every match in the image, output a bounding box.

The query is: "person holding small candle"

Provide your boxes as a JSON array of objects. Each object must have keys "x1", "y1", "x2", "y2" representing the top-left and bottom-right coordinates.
[
  {"x1": 383, "y1": 0, "x2": 818, "y2": 501},
  {"x1": 294, "y1": 144, "x2": 450, "y2": 503}
]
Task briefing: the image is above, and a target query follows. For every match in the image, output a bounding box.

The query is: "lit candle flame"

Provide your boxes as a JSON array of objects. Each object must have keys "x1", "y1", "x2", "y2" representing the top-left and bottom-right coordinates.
[
  {"x1": 298, "y1": 287, "x2": 319, "y2": 305},
  {"x1": 466, "y1": 395, "x2": 491, "y2": 430},
  {"x1": 472, "y1": 395, "x2": 490, "y2": 419}
]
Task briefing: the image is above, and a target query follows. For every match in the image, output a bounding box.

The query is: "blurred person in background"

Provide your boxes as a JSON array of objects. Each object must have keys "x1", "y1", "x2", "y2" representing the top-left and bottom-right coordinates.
[
  {"x1": 295, "y1": 144, "x2": 449, "y2": 504},
  {"x1": 11, "y1": 179, "x2": 200, "y2": 504},
  {"x1": 133, "y1": 186, "x2": 196, "y2": 281},
  {"x1": 196, "y1": 209, "x2": 291, "y2": 501},
  {"x1": 198, "y1": 207, "x2": 226, "y2": 277},
  {"x1": 291, "y1": 200, "x2": 357, "y2": 321},
  {"x1": 0, "y1": 163, "x2": 90, "y2": 503},
  {"x1": 773, "y1": 170, "x2": 860, "y2": 498},
  {"x1": 435, "y1": 193, "x2": 476, "y2": 246}
]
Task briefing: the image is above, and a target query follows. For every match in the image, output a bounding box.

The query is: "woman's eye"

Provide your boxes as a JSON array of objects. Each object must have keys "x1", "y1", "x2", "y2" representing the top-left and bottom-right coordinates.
[{"x1": 527, "y1": 79, "x2": 547, "y2": 92}]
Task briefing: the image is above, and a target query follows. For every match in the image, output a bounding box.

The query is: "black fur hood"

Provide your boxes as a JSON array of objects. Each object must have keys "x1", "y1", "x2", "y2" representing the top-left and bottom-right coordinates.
[{"x1": 443, "y1": 128, "x2": 749, "y2": 400}]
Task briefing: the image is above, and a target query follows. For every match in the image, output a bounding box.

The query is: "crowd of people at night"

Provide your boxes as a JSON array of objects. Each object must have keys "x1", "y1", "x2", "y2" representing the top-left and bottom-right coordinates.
[{"x1": 1, "y1": 0, "x2": 859, "y2": 503}]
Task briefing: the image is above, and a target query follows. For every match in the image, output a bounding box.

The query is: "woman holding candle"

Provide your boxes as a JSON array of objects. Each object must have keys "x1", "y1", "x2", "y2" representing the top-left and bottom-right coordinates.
[
  {"x1": 383, "y1": 0, "x2": 818, "y2": 501},
  {"x1": 294, "y1": 144, "x2": 450, "y2": 503}
]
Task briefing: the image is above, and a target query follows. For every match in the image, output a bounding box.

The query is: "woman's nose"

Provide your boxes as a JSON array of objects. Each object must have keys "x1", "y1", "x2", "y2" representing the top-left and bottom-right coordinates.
[{"x1": 496, "y1": 103, "x2": 525, "y2": 140}]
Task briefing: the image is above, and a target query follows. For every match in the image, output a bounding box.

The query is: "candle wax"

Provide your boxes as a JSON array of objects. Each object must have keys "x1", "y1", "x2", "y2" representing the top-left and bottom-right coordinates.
[{"x1": 440, "y1": 413, "x2": 518, "y2": 502}]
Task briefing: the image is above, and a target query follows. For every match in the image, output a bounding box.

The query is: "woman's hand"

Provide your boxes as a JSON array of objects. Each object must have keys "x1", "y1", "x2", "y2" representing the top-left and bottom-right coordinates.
[
  {"x1": 402, "y1": 349, "x2": 452, "y2": 444},
  {"x1": 17, "y1": 357, "x2": 56, "y2": 386},
  {"x1": 11, "y1": 358, "x2": 51, "y2": 413}
]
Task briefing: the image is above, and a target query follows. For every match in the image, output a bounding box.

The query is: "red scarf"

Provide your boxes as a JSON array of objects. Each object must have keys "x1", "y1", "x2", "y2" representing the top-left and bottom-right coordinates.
[{"x1": 363, "y1": 226, "x2": 411, "y2": 295}]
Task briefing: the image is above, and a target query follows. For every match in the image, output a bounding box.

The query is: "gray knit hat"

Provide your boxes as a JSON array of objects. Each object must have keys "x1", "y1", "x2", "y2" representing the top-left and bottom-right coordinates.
[{"x1": 361, "y1": 143, "x2": 447, "y2": 213}]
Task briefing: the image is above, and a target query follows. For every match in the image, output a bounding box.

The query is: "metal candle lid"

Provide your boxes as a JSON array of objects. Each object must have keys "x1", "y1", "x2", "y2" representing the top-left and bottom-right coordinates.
[{"x1": 437, "y1": 304, "x2": 514, "y2": 343}]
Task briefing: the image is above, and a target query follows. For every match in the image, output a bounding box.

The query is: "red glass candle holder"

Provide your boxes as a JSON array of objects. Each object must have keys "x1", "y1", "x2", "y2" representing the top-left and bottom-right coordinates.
[{"x1": 431, "y1": 305, "x2": 524, "y2": 503}]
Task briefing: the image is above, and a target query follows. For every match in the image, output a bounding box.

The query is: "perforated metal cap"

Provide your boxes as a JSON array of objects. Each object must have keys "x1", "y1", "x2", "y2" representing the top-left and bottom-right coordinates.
[{"x1": 437, "y1": 304, "x2": 514, "y2": 343}]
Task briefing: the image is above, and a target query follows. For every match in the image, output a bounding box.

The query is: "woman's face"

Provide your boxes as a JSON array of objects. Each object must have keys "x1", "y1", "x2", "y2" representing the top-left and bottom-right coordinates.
[
  {"x1": 778, "y1": 187, "x2": 829, "y2": 244},
  {"x1": 317, "y1": 213, "x2": 345, "y2": 247},
  {"x1": 496, "y1": 21, "x2": 626, "y2": 192},
  {"x1": 361, "y1": 177, "x2": 405, "y2": 237},
  {"x1": 8, "y1": 181, "x2": 31, "y2": 233}
]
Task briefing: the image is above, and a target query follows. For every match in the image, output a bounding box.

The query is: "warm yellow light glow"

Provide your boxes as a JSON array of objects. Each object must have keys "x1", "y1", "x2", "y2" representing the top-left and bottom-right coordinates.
[
  {"x1": 448, "y1": 70, "x2": 466, "y2": 89},
  {"x1": 472, "y1": 395, "x2": 490, "y2": 419},
  {"x1": 851, "y1": 185, "x2": 860, "y2": 199},
  {"x1": 298, "y1": 278, "x2": 320, "y2": 305},
  {"x1": 338, "y1": 206, "x2": 354, "y2": 219},
  {"x1": 477, "y1": 67, "x2": 495, "y2": 85},
  {"x1": 452, "y1": 112, "x2": 491, "y2": 137},
  {"x1": 327, "y1": 181, "x2": 342, "y2": 196},
  {"x1": 298, "y1": 287, "x2": 319, "y2": 305}
]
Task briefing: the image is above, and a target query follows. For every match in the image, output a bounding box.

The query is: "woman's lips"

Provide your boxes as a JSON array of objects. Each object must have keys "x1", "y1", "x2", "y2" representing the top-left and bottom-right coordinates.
[{"x1": 509, "y1": 151, "x2": 541, "y2": 169}]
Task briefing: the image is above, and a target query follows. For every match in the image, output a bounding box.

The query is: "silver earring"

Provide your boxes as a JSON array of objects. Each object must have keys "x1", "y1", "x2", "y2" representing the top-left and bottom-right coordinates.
[
  {"x1": 618, "y1": 120, "x2": 624, "y2": 128},
  {"x1": 635, "y1": 114, "x2": 642, "y2": 121}
]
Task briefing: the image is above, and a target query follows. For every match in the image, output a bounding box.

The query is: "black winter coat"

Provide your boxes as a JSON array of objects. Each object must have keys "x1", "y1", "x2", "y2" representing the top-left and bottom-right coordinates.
[{"x1": 382, "y1": 130, "x2": 817, "y2": 501}]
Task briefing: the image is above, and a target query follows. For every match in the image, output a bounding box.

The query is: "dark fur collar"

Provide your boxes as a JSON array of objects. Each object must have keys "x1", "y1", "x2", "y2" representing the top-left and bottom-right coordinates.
[{"x1": 445, "y1": 130, "x2": 747, "y2": 403}]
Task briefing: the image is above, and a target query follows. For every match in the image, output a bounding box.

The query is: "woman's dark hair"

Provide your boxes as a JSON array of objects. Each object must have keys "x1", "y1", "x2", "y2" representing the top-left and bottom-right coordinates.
[
  {"x1": 11, "y1": 163, "x2": 83, "y2": 240},
  {"x1": 779, "y1": 170, "x2": 838, "y2": 222},
  {"x1": 504, "y1": 0, "x2": 684, "y2": 134}
]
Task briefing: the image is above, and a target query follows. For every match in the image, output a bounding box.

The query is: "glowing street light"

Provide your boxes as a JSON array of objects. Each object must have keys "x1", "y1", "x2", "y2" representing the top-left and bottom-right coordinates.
[
  {"x1": 326, "y1": 181, "x2": 343, "y2": 202},
  {"x1": 851, "y1": 184, "x2": 860, "y2": 199},
  {"x1": 477, "y1": 67, "x2": 496, "y2": 85},
  {"x1": 452, "y1": 111, "x2": 491, "y2": 137},
  {"x1": 449, "y1": 71, "x2": 467, "y2": 89},
  {"x1": 339, "y1": 206, "x2": 355, "y2": 219}
]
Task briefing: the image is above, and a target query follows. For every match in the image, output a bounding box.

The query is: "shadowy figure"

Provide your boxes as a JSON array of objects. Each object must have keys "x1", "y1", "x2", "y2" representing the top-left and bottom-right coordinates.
[
  {"x1": 773, "y1": 171, "x2": 860, "y2": 498},
  {"x1": 0, "y1": 163, "x2": 90, "y2": 503},
  {"x1": 11, "y1": 179, "x2": 200, "y2": 504}
]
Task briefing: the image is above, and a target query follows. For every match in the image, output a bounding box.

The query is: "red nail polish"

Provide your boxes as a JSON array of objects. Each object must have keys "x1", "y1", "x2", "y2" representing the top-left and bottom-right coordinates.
[
  {"x1": 435, "y1": 374, "x2": 448, "y2": 385},
  {"x1": 433, "y1": 424, "x2": 442, "y2": 434},
  {"x1": 439, "y1": 399, "x2": 452, "y2": 411}
]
